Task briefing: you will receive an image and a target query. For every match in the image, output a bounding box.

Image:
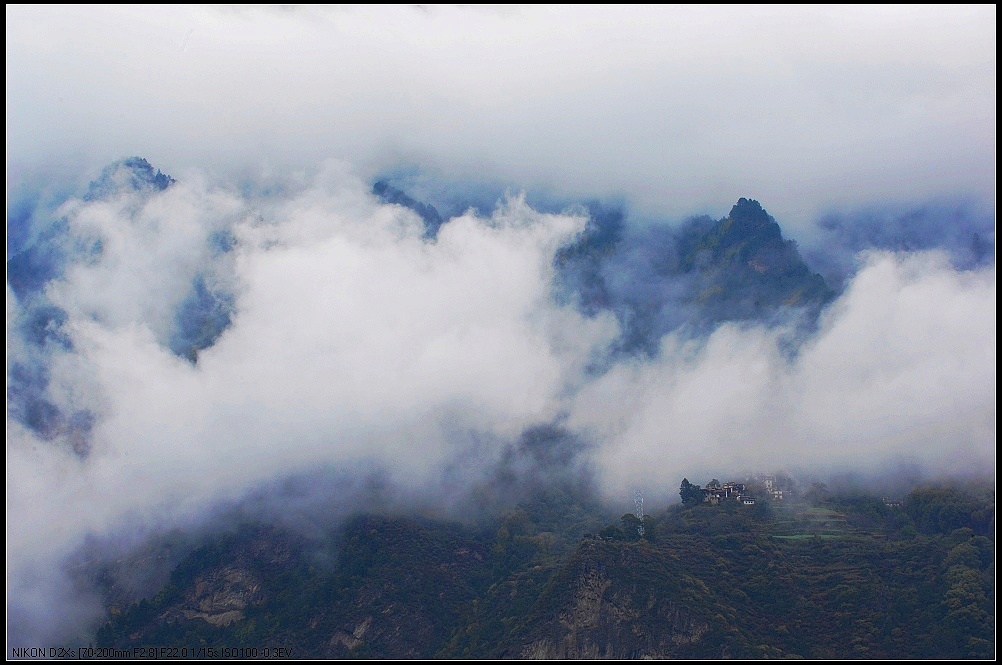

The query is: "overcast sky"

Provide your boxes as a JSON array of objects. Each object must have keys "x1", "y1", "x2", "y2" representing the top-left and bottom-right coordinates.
[{"x1": 7, "y1": 5, "x2": 996, "y2": 228}]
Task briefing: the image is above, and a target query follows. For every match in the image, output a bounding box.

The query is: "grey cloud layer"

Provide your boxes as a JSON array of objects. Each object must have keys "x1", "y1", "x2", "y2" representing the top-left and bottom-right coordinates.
[{"x1": 6, "y1": 5, "x2": 995, "y2": 230}]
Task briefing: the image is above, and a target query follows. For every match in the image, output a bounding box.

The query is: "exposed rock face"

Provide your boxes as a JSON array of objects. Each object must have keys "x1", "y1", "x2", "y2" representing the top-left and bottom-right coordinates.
[
  {"x1": 178, "y1": 566, "x2": 263, "y2": 626},
  {"x1": 148, "y1": 540, "x2": 282, "y2": 629},
  {"x1": 329, "y1": 615, "x2": 371, "y2": 651},
  {"x1": 511, "y1": 541, "x2": 709, "y2": 659}
]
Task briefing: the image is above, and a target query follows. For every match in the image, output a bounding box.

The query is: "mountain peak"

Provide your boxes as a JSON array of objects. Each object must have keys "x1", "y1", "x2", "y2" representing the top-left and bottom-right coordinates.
[
  {"x1": 372, "y1": 180, "x2": 444, "y2": 238},
  {"x1": 85, "y1": 157, "x2": 175, "y2": 200},
  {"x1": 728, "y1": 197, "x2": 771, "y2": 225}
]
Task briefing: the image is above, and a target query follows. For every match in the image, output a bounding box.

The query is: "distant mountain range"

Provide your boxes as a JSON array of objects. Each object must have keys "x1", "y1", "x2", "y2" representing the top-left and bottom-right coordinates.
[
  {"x1": 7, "y1": 159, "x2": 232, "y2": 443},
  {"x1": 9, "y1": 158, "x2": 833, "y2": 442},
  {"x1": 376, "y1": 181, "x2": 835, "y2": 354}
]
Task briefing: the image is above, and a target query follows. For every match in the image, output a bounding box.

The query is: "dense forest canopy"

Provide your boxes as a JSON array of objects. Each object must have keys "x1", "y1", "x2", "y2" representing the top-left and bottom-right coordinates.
[{"x1": 95, "y1": 478, "x2": 994, "y2": 659}]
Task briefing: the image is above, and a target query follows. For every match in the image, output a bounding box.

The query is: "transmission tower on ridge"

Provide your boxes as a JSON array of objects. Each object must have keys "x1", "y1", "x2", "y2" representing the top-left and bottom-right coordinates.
[{"x1": 634, "y1": 490, "x2": 645, "y2": 537}]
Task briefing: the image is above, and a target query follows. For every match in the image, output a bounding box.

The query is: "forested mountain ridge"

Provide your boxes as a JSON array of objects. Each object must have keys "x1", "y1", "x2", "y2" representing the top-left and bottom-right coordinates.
[{"x1": 96, "y1": 482, "x2": 994, "y2": 659}]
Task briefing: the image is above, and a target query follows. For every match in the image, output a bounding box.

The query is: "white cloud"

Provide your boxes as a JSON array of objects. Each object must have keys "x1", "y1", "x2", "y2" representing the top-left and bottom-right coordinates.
[
  {"x1": 7, "y1": 5, "x2": 995, "y2": 230},
  {"x1": 571, "y1": 252, "x2": 995, "y2": 497},
  {"x1": 7, "y1": 170, "x2": 621, "y2": 643}
]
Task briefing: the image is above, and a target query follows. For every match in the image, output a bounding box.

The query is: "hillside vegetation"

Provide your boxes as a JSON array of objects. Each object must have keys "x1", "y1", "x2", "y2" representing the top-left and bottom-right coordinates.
[{"x1": 97, "y1": 481, "x2": 994, "y2": 659}]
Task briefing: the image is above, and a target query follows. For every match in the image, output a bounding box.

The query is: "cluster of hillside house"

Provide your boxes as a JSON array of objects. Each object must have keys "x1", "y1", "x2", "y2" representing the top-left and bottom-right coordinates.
[
  {"x1": 701, "y1": 475, "x2": 791, "y2": 505},
  {"x1": 701, "y1": 482, "x2": 757, "y2": 505}
]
